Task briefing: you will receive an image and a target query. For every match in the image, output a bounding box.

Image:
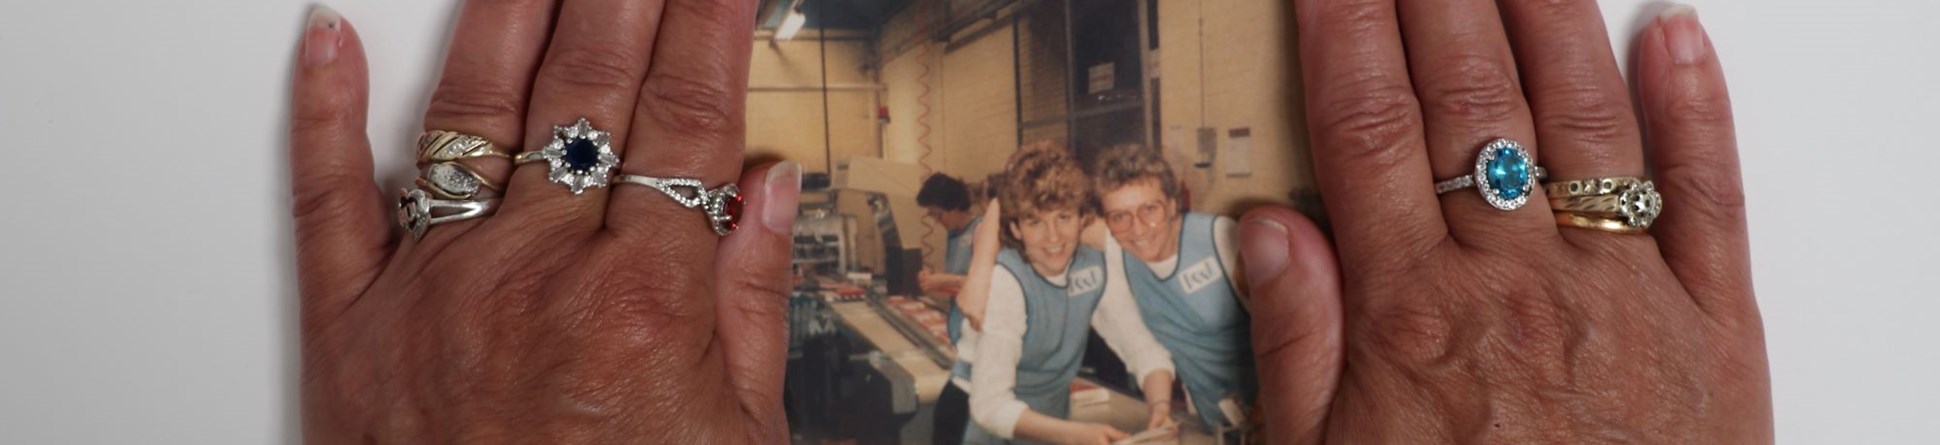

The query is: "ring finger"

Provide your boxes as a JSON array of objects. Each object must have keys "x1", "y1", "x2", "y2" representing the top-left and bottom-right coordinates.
[
  {"x1": 1400, "y1": 0, "x2": 1558, "y2": 244},
  {"x1": 493, "y1": 0, "x2": 668, "y2": 231},
  {"x1": 414, "y1": 0, "x2": 559, "y2": 243}
]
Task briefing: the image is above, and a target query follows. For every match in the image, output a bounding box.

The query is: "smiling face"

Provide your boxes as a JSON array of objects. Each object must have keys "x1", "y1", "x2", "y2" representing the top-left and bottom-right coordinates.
[
  {"x1": 1100, "y1": 178, "x2": 1182, "y2": 263},
  {"x1": 1008, "y1": 208, "x2": 1087, "y2": 277}
]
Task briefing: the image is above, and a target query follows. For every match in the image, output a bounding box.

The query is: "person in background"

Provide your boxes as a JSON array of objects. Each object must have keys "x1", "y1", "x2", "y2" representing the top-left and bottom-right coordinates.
[
  {"x1": 1092, "y1": 144, "x2": 1256, "y2": 434},
  {"x1": 968, "y1": 143, "x2": 1176, "y2": 445},
  {"x1": 917, "y1": 173, "x2": 986, "y2": 444}
]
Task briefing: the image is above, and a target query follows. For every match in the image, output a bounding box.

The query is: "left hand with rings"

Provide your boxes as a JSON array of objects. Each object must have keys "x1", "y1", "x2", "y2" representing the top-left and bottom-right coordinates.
[
  {"x1": 288, "y1": 0, "x2": 798, "y2": 442},
  {"x1": 1239, "y1": 2, "x2": 1770, "y2": 443}
]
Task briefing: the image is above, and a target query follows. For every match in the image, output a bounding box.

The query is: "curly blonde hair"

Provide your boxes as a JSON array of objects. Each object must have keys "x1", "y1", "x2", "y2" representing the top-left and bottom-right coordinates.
[{"x1": 999, "y1": 140, "x2": 1094, "y2": 247}]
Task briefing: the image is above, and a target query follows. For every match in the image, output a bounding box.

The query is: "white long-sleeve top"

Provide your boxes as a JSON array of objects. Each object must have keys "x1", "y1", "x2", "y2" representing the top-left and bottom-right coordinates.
[{"x1": 968, "y1": 251, "x2": 1176, "y2": 439}]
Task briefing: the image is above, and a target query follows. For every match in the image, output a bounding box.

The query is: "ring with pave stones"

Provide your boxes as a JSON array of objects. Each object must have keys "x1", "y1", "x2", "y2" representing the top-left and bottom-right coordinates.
[
  {"x1": 416, "y1": 161, "x2": 500, "y2": 200},
  {"x1": 514, "y1": 117, "x2": 619, "y2": 195},
  {"x1": 617, "y1": 174, "x2": 744, "y2": 236},
  {"x1": 1433, "y1": 138, "x2": 1549, "y2": 211},
  {"x1": 1546, "y1": 176, "x2": 1663, "y2": 233},
  {"x1": 416, "y1": 130, "x2": 510, "y2": 165},
  {"x1": 396, "y1": 188, "x2": 499, "y2": 240}
]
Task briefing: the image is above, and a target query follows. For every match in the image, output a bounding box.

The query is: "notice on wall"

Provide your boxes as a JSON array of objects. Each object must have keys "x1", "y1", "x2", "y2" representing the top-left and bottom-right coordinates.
[
  {"x1": 1089, "y1": 63, "x2": 1115, "y2": 94},
  {"x1": 1225, "y1": 127, "x2": 1253, "y2": 177}
]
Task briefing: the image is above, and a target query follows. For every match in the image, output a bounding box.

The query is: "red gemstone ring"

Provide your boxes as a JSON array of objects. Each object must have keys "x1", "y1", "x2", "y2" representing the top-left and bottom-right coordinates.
[{"x1": 616, "y1": 174, "x2": 743, "y2": 236}]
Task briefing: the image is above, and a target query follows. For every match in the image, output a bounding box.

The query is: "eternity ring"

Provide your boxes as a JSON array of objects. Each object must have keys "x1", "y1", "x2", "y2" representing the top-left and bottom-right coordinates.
[
  {"x1": 1433, "y1": 138, "x2": 1548, "y2": 211},
  {"x1": 515, "y1": 118, "x2": 620, "y2": 195},
  {"x1": 416, "y1": 161, "x2": 501, "y2": 200},
  {"x1": 417, "y1": 130, "x2": 510, "y2": 165},
  {"x1": 396, "y1": 188, "x2": 499, "y2": 240},
  {"x1": 1547, "y1": 176, "x2": 1663, "y2": 231},
  {"x1": 617, "y1": 174, "x2": 744, "y2": 236}
]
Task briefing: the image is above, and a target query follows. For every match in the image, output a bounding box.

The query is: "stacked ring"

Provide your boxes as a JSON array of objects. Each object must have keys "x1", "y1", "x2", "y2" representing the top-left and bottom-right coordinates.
[
  {"x1": 417, "y1": 161, "x2": 502, "y2": 200},
  {"x1": 417, "y1": 129, "x2": 511, "y2": 165},
  {"x1": 396, "y1": 188, "x2": 499, "y2": 240},
  {"x1": 618, "y1": 174, "x2": 743, "y2": 236},
  {"x1": 1545, "y1": 176, "x2": 1663, "y2": 234}
]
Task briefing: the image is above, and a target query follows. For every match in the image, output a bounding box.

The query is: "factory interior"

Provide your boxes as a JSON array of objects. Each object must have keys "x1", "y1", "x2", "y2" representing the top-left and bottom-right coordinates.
[{"x1": 754, "y1": 0, "x2": 1314, "y2": 443}]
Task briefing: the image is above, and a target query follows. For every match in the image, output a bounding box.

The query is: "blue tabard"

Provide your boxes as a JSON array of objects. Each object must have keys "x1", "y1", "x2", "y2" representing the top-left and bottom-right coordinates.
[
  {"x1": 1121, "y1": 213, "x2": 1256, "y2": 428},
  {"x1": 964, "y1": 246, "x2": 1109, "y2": 444}
]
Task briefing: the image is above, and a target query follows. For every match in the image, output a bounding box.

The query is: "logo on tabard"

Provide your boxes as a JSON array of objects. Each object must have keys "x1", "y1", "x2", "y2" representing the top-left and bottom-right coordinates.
[
  {"x1": 1068, "y1": 266, "x2": 1105, "y2": 296},
  {"x1": 1180, "y1": 257, "x2": 1223, "y2": 294}
]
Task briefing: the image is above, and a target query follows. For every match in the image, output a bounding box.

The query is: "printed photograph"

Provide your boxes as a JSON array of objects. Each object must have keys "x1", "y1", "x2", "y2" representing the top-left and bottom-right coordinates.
[{"x1": 748, "y1": 0, "x2": 1313, "y2": 443}]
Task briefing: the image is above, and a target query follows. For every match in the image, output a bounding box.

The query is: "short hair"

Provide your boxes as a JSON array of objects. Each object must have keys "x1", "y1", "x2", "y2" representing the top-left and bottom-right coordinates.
[
  {"x1": 916, "y1": 174, "x2": 971, "y2": 211},
  {"x1": 1000, "y1": 141, "x2": 1095, "y2": 233},
  {"x1": 1091, "y1": 144, "x2": 1179, "y2": 200}
]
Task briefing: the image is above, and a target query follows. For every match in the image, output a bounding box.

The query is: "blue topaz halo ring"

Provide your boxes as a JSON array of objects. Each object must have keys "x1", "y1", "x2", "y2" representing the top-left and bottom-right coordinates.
[
  {"x1": 1433, "y1": 138, "x2": 1548, "y2": 211},
  {"x1": 516, "y1": 117, "x2": 621, "y2": 195}
]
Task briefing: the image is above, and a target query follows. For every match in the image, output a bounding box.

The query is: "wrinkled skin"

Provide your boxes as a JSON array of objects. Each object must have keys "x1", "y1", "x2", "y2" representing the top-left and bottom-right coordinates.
[
  {"x1": 289, "y1": 0, "x2": 798, "y2": 443},
  {"x1": 1238, "y1": 1, "x2": 1771, "y2": 444}
]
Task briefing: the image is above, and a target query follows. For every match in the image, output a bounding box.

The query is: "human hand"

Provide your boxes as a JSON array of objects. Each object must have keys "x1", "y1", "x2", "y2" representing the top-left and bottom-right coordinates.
[
  {"x1": 1242, "y1": 2, "x2": 1768, "y2": 444},
  {"x1": 290, "y1": 1, "x2": 796, "y2": 443},
  {"x1": 1056, "y1": 422, "x2": 1131, "y2": 445},
  {"x1": 1142, "y1": 400, "x2": 1174, "y2": 433}
]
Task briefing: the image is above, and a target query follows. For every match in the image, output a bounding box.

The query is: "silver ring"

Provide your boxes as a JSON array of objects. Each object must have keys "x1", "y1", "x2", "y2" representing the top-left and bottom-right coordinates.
[
  {"x1": 1433, "y1": 138, "x2": 1548, "y2": 211},
  {"x1": 617, "y1": 174, "x2": 743, "y2": 236},
  {"x1": 396, "y1": 188, "x2": 499, "y2": 240},
  {"x1": 417, "y1": 161, "x2": 501, "y2": 200},
  {"x1": 515, "y1": 118, "x2": 619, "y2": 195}
]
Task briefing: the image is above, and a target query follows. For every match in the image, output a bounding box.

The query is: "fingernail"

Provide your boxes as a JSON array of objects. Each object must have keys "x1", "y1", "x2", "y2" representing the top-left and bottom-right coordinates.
[
  {"x1": 1240, "y1": 218, "x2": 1290, "y2": 288},
  {"x1": 762, "y1": 161, "x2": 803, "y2": 235},
  {"x1": 1660, "y1": 4, "x2": 1709, "y2": 65},
  {"x1": 303, "y1": 6, "x2": 343, "y2": 67}
]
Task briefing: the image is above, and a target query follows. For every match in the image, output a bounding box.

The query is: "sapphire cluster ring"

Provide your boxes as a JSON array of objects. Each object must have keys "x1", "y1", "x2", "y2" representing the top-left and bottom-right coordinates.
[
  {"x1": 516, "y1": 117, "x2": 621, "y2": 195},
  {"x1": 1434, "y1": 138, "x2": 1548, "y2": 211},
  {"x1": 1546, "y1": 176, "x2": 1663, "y2": 234},
  {"x1": 617, "y1": 174, "x2": 743, "y2": 236}
]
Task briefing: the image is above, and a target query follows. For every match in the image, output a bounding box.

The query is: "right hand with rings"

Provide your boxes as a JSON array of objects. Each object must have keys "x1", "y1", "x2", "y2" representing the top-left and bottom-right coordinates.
[{"x1": 288, "y1": 1, "x2": 797, "y2": 442}]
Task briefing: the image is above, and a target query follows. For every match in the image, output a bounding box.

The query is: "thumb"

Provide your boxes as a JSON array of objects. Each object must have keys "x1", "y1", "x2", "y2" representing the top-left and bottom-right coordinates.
[
  {"x1": 1239, "y1": 206, "x2": 1343, "y2": 445},
  {"x1": 290, "y1": 6, "x2": 387, "y2": 326},
  {"x1": 711, "y1": 161, "x2": 801, "y2": 444}
]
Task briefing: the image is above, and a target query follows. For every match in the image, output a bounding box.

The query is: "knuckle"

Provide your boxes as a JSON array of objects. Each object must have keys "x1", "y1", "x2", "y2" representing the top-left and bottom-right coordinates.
[
  {"x1": 667, "y1": 0, "x2": 753, "y2": 25},
  {"x1": 424, "y1": 82, "x2": 526, "y2": 127},
  {"x1": 1535, "y1": 84, "x2": 1635, "y2": 146},
  {"x1": 1662, "y1": 87, "x2": 1736, "y2": 128},
  {"x1": 1314, "y1": 77, "x2": 1422, "y2": 173},
  {"x1": 1360, "y1": 299, "x2": 1457, "y2": 363},
  {"x1": 1420, "y1": 55, "x2": 1525, "y2": 124},
  {"x1": 1658, "y1": 161, "x2": 1747, "y2": 223},
  {"x1": 1314, "y1": 0, "x2": 1392, "y2": 24},
  {"x1": 542, "y1": 46, "x2": 647, "y2": 92},
  {"x1": 641, "y1": 72, "x2": 741, "y2": 134},
  {"x1": 1497, "y1": 289, "x2": 1576, "y2": 359},
  {"x1": 289, "y1": 174, "x2": 374, "y2": 224}
]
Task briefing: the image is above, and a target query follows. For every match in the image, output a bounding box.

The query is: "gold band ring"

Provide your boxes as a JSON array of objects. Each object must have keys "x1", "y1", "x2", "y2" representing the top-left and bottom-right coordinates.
[
  {"x1": 417, "y1": 130, "x2": 511, "y2": 165},
  {"x1": 418, "y1": 161, "x2": 501, "y2": 200}
]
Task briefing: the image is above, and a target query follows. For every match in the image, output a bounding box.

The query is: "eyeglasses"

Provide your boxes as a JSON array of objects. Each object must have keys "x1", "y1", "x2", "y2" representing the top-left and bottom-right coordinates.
[{"x1": 1105, "y1": 200, "x2": 1171, "y2": 232}]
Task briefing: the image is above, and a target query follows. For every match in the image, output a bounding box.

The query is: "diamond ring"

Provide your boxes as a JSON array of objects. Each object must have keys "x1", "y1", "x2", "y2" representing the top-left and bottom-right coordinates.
[
  {"x1": 396, "y1": 188, "x2": 499, "y2": 240},
  {"x1": 515, "y1": 118, "x2": 620, "y2": 195},
  {"x1": 617, "y1": 174, "x2": 743, "y2": 236},
  {"x1": 1433, "y1": 138, "x2": 1548, "y2": 211},
  {"x1": 416, "y1": 161, "x2": 500, "y2": 200},
  {"x1": 1546, "y1": 176, "x2": 1663, "y2": 232},
  {"x1": 417, "y1": 130, "x2": 511, "y2": 165}
]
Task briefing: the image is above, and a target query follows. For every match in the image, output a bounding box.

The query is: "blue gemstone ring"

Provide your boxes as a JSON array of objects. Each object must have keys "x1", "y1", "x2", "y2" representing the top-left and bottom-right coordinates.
[
  {"x1": 1433, "y1": 138, "x2": 1548, "y2": 211},
  {"x1": 515, "y1": 117, "x2": 621, "y2": 195}
]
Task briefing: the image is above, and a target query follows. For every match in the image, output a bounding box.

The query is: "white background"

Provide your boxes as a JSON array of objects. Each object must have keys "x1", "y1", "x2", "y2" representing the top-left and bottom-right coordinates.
[{"x1": 0, "y1": 0, "x2": 1933, "y2": 443}]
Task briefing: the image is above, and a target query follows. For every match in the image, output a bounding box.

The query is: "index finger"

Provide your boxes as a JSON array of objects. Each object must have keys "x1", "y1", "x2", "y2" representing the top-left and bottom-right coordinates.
[{"x1": 1294, "y1": 0, "x2": 1446, "y2": 259}]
